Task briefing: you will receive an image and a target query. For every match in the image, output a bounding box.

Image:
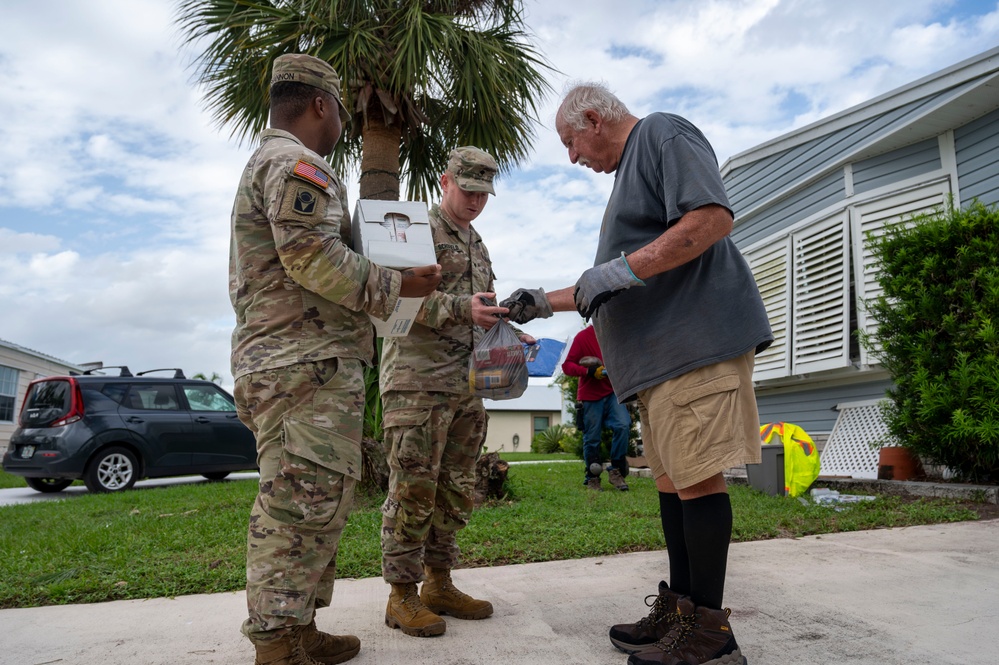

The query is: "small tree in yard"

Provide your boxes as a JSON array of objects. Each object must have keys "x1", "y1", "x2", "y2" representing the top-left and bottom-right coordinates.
[{"x1": 862, "y1": 201, "x2": 999, "y2": 482}]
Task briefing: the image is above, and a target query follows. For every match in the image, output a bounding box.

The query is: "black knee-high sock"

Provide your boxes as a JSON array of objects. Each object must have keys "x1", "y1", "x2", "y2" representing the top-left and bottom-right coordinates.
[
  {"x1": 658, "y1": 491, "x2": 690, "y2": 596},
  {"x1": 681, "y1": 492, "x2": 732, "y2": 610}
]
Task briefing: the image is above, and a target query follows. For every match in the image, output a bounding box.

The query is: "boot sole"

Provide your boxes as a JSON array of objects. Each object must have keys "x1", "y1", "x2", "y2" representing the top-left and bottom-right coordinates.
[
  {"x1": 312, "y1": 644, "x2": 361, "y2": 665},
  {"x1": 423, "y1": 603, "x2": 494, "y2": 620},
  {"x1": 610, "y1": 635, "x2": 657, "y2": 654},
  {"x1": 384, "y1": 613, "x2": 446, "y2": 637},
  {"x1": 626, "y1": 649, "x2": 746, "y2": 665}
]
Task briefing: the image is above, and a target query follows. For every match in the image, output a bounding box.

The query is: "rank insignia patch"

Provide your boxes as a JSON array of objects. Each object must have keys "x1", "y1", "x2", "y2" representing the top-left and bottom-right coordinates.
[
  {"x1": 293, "y1": 160, "x2": 330, "y2": 188},
  {"x1": 294, "y1": 189, "x2": 317, "y2": 214}
]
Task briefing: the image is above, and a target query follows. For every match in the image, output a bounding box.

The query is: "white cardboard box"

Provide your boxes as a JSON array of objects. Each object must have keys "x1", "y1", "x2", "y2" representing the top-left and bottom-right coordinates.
[{"x1": 351, "y1": 199, "x2": 438, "y2": 337}]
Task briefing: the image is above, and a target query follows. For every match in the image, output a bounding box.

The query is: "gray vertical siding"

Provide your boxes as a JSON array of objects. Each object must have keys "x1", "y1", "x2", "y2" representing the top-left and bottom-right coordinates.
[
  {"x1": 852, "y1": 138, "x2": 941, "y2": 194},
  {"x1": 955, "y1": 107, "x2": 999, "y2": 207},
  {"x1": 755, "y1": 379, "x2": 894, "y2": 434}
]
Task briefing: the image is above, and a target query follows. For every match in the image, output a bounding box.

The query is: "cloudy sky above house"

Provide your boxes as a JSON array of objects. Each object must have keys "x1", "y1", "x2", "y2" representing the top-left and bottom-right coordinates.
[{"x1": 2, "y1": 0, "x2": 998, "y2": 387}]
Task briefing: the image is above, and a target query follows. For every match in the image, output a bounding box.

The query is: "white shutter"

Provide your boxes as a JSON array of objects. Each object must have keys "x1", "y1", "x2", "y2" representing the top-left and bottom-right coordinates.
[
  {"x1": 746, "y1": 237, "x2": 791, "y2": 380},
  {"x1": 791, "y1": 213, "x2": 851, "y2": 373},
  {"x1": 852, "y1": 180, "x2": 951, "y2": 365}
]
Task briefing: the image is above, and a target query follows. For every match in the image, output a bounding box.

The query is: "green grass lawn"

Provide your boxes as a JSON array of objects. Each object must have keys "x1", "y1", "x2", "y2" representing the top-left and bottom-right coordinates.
[
  {"x1": 0, "y1": 468, "x2": 29, "y2": 489},
  {"x1": 0, "y1": 461, "x2": 981, "y2": 610}
]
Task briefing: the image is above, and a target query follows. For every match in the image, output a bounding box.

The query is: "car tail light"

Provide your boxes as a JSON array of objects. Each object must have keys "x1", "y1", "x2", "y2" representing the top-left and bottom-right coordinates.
[{"x1": 50, "y1": 378, "x2": 85, "y2": 427}]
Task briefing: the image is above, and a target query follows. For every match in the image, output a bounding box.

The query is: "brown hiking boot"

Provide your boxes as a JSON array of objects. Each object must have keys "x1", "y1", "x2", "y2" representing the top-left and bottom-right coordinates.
[
  {"x1": 609, "y1": 580, "x2": 684, "y2": 654},
  {"x1": 299, "y1": 620, "x2": 360, "y2": 664},
  {"x1": 608, "y1": 467, "x2": 630, "y2": 491},
  {"x1": 253, "y1": 626, "x2": 323, "y2": 665},
  {"x1": 627, "y1": 597, "x2": 745, "y2": 665},
  {"x1": 385, "y1": 582, "x2": 447, "y2": 637},
  {"x1": 586, "y1": 476, "x2": 602, "y2": 491},
  {"x1": 420, "y1": 566, "x2": 493, "y2": 620}
]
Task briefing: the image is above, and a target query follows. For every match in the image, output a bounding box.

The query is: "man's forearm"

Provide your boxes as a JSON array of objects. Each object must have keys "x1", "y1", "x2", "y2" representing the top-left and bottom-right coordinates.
[{"x1": 546, "y1": 286, "x2": 576, "y2": 312}]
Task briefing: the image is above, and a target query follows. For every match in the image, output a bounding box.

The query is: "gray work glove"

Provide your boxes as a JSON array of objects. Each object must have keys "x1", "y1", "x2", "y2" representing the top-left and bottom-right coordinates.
[
  {"x1": 573, "y1": 252, "x2": 645, "y2": 319},
  {"x1": 501, "y1": 288, "x2": 553, "y2": 324}
]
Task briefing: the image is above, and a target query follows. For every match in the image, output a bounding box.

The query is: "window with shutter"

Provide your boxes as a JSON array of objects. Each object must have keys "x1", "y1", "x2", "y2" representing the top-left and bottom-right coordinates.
[
  {"x1": 746, "y1": 238, "x2": 791, "y2": 380},
  {"x1": 851, "y1": 179, "x2": 951, "y2": 365},
  {"x1": 792, "y1": 213, "x2": 851, "y2": 374}
]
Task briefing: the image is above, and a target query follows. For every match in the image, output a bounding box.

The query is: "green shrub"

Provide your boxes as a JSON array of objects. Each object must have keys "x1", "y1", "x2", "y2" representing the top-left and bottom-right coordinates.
[
  {"x1": 532, "y1": 424, "x2": 576, "y2": 454},
  {"x1": 862, "y1": 200, "x2": 999, "y2": 481}
]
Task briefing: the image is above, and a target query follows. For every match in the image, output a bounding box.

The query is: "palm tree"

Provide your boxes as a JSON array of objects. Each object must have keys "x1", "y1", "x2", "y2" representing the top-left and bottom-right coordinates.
[
  {"x1": 175, "y1": 0, "x2": 554, "y2": 201},
  {"x1": 177, "y1": 1, "x2": 553, "y2": 484}
]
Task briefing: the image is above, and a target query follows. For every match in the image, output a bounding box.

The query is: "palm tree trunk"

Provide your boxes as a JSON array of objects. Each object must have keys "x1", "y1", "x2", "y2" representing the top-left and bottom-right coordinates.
[
  {"x1": 359, "y1": 108, "x2": 402, "y2": 201},
  {"x1": 358, "y1": 109, "x2": 402, "y2": 490}
]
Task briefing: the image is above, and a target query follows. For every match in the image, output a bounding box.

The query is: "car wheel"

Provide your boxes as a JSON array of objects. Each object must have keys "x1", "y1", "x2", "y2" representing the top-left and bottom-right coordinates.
[
  {"x1": 201, "y1": 472, "x2": 230, "y2": 481},
  {"x1": 84, "y1": 447, "x2": 139, "y2": 493},
  {"x1": 25, "y1": 477, "x2": 73, "y2": 493}
]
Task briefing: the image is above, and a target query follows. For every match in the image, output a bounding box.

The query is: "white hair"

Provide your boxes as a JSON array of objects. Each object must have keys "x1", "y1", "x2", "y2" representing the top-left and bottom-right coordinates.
[{"x1": 557, "y1": 81, "x2": 631, "y2": 130}]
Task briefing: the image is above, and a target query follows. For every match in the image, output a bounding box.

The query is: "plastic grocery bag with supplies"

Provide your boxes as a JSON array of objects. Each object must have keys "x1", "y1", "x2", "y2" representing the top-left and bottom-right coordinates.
[{"x1": 468, "y1": 319, "x2": 528, "y2": 400}]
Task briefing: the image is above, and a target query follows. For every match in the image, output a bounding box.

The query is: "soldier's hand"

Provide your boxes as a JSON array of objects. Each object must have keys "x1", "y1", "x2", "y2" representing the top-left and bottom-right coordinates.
[
  {"x1": 399, "y1": 264, "x2": 442, "y2": 297},
  {"x1": 472, "y1": 292, "x2": 507, "y2": 330},
  {"x1": 573, "y1": 252, "x2": 644, "y2": 319},
  {"x1": 500, "y1": 288, "x2": 553, "y2": 324}
]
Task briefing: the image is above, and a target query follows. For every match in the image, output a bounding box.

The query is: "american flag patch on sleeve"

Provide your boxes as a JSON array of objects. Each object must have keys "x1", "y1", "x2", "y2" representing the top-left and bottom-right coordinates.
[{"x1": 292, "y1": 160, "x2": 331, "y2": 188}]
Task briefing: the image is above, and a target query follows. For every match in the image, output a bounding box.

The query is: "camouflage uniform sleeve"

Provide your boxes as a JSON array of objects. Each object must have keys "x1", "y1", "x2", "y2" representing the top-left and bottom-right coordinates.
[
  {"x1": 266, "y1": 154, "x2": 401, "y2": 318},
  {"x1": 415, "y1": 291, "x2": 473, "y2": 329}
]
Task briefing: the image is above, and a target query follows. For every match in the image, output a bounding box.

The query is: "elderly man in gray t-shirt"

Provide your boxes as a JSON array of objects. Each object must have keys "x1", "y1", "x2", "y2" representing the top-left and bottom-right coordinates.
[{"x1": 502, "y1": 83, "x2": 772, "y2": 665}]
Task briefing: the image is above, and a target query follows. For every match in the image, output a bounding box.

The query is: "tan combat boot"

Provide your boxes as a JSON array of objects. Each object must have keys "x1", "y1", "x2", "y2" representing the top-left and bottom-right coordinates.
[
  {"x1": 253, "y1": 626, "x2": 323, "y2": 665},
  {"x1": 385, "y1": 582, "x2": 447, "y2": 637},
  {"x1": 420, "y1": 566, "x2": 494, "y2": 620},
  {"x1": 299, "y1": 620, "x2": 360, "y2": 664}
]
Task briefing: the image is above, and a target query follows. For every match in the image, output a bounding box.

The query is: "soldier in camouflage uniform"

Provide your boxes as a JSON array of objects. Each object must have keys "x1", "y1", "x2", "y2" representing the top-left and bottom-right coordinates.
[
  {"x1": 229, "y1": 53, "x2": 441, "y2": 665},
  {"x1": 378, "y1": 147, "x2": 535, "y2": 637}
]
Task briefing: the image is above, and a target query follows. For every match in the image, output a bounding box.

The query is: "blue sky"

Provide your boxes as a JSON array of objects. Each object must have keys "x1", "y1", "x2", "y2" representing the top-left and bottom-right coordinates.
[{"x1": 1, "y1": 0, "x2": 998, "y2": 387}]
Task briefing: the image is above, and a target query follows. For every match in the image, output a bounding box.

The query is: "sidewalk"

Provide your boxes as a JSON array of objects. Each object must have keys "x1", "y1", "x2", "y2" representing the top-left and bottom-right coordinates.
[{"x1": 3, "y1": 518, "x2": 996, "y2": 665}]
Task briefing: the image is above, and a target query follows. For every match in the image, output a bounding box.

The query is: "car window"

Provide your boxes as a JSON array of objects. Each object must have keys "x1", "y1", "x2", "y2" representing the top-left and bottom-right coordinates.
[
  {"x1": 101, "y1": 383, "x2": 128, "y2": 404},
  {"x1": 21, "y1": 380, "x2": 70, "y2": 426},
  {"x1": 126, "y1": 384, "x2": 180, "y2": 410},
  {"x1": 182, "y1": 384, "x2": 236, "y2": 412}
]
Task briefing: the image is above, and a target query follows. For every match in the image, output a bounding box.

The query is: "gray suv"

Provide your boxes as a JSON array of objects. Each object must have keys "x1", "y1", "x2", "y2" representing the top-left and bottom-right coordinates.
[{"x1": 2, "y1": 367, "x2": 257, "y2": 493}]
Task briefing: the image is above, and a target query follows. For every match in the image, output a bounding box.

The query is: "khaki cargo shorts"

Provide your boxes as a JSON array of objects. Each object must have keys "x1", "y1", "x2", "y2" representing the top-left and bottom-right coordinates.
[{"x1": 637, "y1": 350, "x2": 761, "y2": 490}]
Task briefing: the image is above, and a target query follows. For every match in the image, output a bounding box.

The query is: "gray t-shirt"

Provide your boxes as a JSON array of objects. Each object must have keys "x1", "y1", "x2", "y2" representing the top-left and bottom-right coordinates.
[{"x1": 592, "y1": 113, "x2": 773, "y2": 400}]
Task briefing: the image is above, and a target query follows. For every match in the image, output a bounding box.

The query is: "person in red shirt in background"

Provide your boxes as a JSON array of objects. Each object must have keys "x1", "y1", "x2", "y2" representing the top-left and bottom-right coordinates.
[{"x1": 562, "y1": 324, "x2": 632, "y2": 491}]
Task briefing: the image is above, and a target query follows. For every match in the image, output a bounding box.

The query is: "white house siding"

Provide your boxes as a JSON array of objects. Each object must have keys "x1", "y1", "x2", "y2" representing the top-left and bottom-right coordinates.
[
  {"x1": 483, "y1": 383, "x2": 564, "y2": 453},
  {"x1": 484, "y1": 410, "x2": 562, "y2": 454},
  {"x1": 955, "y1": 107, "x2": 999, "y2": 206},
  {"x1": 0, "y1": 341, "x2": 85, "y2": 452}
]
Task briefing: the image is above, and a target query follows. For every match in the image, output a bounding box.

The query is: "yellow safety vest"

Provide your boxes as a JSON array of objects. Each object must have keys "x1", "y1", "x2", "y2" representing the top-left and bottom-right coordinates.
[{"x1": 760, "y1": 422, "x2": 821, "y2": 498}]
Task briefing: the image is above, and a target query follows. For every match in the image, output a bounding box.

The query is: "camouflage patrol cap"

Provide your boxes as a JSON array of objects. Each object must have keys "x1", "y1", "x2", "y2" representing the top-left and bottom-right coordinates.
[
  {"x1": 271, "y1": 53, "x2": 350, "y2": 124},
  {"x1": 446, "y1": 146, "x2": 498, "y2": 195}
]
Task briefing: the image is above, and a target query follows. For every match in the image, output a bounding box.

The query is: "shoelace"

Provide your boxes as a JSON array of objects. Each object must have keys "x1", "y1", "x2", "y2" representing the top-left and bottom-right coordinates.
[
  {"x1": 652, "y1": 610, "x2": 699, "y2": 653},
  {"x1": 432, "y1": 573, "x2": 471, "y2": 599},
  {"x1": 402, "y1": 587, "x2": 426, "y2": 611},
  {"x1": 636, "y1": 593, "x2": 673, "y2": 627}
]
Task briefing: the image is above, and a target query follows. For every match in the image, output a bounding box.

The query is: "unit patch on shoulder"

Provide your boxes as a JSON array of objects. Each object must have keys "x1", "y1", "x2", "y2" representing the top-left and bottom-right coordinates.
[
  {"x1": 293, "y1": 160, "x2": 330, "y2": 189},
  {"x1": 294, "y1": 188, "x2": 318, "y2": 214}
]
